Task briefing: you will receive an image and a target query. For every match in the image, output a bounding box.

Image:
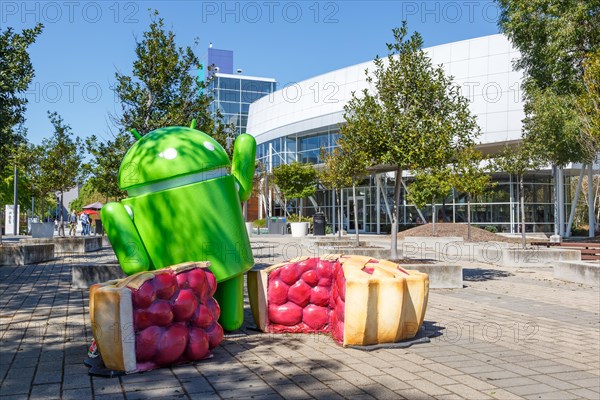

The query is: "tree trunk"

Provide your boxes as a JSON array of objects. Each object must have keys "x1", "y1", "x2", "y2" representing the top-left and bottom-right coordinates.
[
  {"x1": 58, "y1": 191, "x2": 65, "y2": 236},
  {"x1": 338, "y1": 189, "x2": 342, "y2": 238},
  {"x1": 432, "y1": 201, "x2": 436, "y2": 236},
  {"x1": 520, "y1": 175, "x2": 526, "y2": 249},
  {"x1": 352, "y1": 181, "x2": 359, "y2": 247},
  {"x1": 467, "y1": 193, "x2": 472, "y2": 242},
  {"x1": 390, "y1": 167, "x2": 402, "y2": 260}
]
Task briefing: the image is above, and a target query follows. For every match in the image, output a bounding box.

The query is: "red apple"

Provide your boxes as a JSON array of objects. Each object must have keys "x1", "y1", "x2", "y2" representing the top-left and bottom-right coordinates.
[
  {"x1": 135, "y1": 326, "x2": 162, "y2": 362},
  {"x1": 205, "y1": 271, "x2": 217, "y2": 298},
  {"x1": 154, "y1": 324, "x2": 188, "y2": 365},
  {"x1": 279, "y1": 264, "x2": 302, "y2": 285},
  {"x1": 147, "y1": 300, "x2": 173, "y2": 327},
  {"x1": 186, "y1": 327, "x2": 210, "y2": 360},
  {"x1": 187, "y1": 268, "x2": 208, "y2": 300},
  {"x1": 205, "y1": 322, "x2": 224, "y2": 349},
  {"x1": 301, "y1": 269, "x2": 319, "y2": 287},
  {"x1": 303, "y1": 305, "x2": 329, "y2": 330},
  {"x1": 288, "y1": 280, "x2": 311, "y2": 307},
  {"x1": 268, "y1": 302, "x2": 303, "y2": 326},
  {"x1": 267, "y1": 279, "x2": 289, "y2": 305},
  {"x1": 153, "y1": 272, "x2": 177, "y2": 300},
  {"x1": 132, "y1": 281, "x2": 156, "y2": 308},
  {"x1": 310, "y1": 286, "x2": 331, "y2": 307},
  {"x1": 172, "y1": 289, "x2": 198, "y2": 322},
  {"x1": 192, "y1": 304, "x2": 214, "y2": 329}
]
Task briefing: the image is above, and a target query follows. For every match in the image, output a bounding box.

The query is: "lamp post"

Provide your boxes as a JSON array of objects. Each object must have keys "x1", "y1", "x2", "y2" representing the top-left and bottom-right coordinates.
[{"x1": 13, "y1": 164, "x2": 18, "y2": 235}]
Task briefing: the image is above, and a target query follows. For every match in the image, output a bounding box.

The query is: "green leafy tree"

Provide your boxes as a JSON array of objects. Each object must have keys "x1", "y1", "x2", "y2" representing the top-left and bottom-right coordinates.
[
  {"x1": 451, "y1": 147, "x2": 494, "y2": 241},
  {"x1": 320, "y1": 148, "x2": 354, "y2": 239},
  {"x1": 494, "y1": 143, "x2": 543, "y2": 248},
  {"x1": 341, "y1": 23, "x2": 479, "y2": 258},
  {"x1": 84, "y1": 133, "x2": 130, "y2": 201},
  {"x1": 407, "y1": 168, "x2": 452, "y2": 236},
  {"x1": 578, "y1": 51, "x2": 600, "y2": 152},
  {"x1": 41, "y1": 112, "x2": 84, "y2": 235},
  {"x1": 272, "y1": 162, "x2": 318, "y2": 220},
  {"x1": 20, "y1": 143, "x2": 55, "y2": 220},
  {"x1": 498, "y1": 0, "x2": 599, "y2": 164},
  {"x1": 112, "y1": 10, "x2": 230, "y2": 140},
  {"x1": 0, "y1": 24, "x2": 43, "y2": 172}
]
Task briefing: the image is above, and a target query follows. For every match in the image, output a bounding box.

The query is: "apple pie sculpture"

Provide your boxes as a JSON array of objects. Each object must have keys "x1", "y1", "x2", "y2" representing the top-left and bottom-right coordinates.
[
  {"x1": 248, "y1": 255, "x2": 429, "y2": 346},
  {"x1": 89, "y1": 262, "x2": 223, "y2": 374}
]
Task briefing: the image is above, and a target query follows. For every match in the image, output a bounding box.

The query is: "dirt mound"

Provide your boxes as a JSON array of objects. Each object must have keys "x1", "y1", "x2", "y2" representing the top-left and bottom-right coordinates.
[{"x1": 397, "y1": 223, "x2": 520, "y2": 243}]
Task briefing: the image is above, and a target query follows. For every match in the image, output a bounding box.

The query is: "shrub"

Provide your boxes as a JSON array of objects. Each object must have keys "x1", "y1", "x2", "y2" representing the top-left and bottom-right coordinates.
[
  {"x1": 253, "y1": 219, "x2": 266, "y2": 228},
  {"x1": 484, "y1": 225, "x2": 498, "y2": 233}
]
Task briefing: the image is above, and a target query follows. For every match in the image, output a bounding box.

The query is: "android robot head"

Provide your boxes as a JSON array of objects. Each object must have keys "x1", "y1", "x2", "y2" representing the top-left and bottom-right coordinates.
[{"x1": 101, "y1": 122, "x2": 256, "y2": 331}]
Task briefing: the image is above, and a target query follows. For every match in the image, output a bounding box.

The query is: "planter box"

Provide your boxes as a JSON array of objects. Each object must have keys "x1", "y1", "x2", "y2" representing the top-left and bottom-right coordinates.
[{"x1": 0, "y1": 244, "x2": 55, "y2": 266}]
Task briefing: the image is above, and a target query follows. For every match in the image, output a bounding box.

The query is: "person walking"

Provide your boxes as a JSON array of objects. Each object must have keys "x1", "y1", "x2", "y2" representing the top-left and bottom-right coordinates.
[
  {"x1": 81, "y1": 212, "x2": 90, "y2": 235},
  {"x1": 68, "y1": 210, "x2": 78, "y2": 236}
]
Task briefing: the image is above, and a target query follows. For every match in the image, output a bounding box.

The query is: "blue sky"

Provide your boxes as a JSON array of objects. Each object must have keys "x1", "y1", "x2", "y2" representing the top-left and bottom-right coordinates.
[{"x1": 3, "y1": 1, "x2": 501, "y2": 144}]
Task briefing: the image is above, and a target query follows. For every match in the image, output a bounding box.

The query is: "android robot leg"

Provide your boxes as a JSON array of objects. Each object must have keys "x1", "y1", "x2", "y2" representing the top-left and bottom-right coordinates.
[{"x1": 213, "y1": 274, "x2": 244, "y2": 331}]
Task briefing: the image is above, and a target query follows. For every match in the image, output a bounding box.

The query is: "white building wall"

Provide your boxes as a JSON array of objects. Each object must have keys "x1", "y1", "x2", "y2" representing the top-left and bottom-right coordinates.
[{"x1": 247, "y1": 34, "x2": 524, "y2": 150}]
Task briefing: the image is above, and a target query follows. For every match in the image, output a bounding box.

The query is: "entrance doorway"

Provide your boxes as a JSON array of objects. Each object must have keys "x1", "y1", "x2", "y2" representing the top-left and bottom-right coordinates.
[{"x1": 347, "y1": 196, "x2": 366, "y2": 233}]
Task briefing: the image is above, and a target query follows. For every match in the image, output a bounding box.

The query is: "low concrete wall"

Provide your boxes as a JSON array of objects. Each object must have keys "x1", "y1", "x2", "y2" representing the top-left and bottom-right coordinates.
[
  {"x1": 481, "y1": 247, "x2": 581, "y2": 267},
  {"x1": 403, "y1": 237, "x2": 464, "y2": 251},
  {"x1": 316, "y1": 246, "x2": 392, "y2": 259},
  {"x1": 400, "y1": 240, "x2": 581, "y2": 267},
  {"x1": 0, "y1": 244, "x2": 55, "y2": 266},
  {"x1": 554, "y1": 261, "x2": 600, "y2": 286},
  {"x1": 24, "y1": 236, "x2": 102, "y2": 253},
  {"x1": 72, "y1": 263, "x2": 125, "y2": 288},
  {"x1": 31, "y1": 223, "x2": 54, "y2": 238},
  {"x1": 406, "y1": 263, "x2": 463, "y2": 289}
]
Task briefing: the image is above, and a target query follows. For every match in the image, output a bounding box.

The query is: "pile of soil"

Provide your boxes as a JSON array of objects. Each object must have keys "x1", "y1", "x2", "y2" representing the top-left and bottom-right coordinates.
[{"x1": 396, "y1": 223, "x2": 522, "y2": 243}]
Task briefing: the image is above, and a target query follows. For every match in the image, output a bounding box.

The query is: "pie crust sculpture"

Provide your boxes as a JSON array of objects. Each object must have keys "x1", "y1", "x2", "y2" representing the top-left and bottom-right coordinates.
[
  {"x1": 89, "y1": 262, "x2": 223, "y2": 373},
  {"x1": 247, "y1": 255, "x2": 429, "y2": 346}
]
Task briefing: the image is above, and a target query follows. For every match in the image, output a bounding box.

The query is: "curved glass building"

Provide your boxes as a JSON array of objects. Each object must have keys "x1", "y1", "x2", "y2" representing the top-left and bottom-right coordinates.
[{"x1": 246, "y1": 34, "x2": 596, "y2": 235}]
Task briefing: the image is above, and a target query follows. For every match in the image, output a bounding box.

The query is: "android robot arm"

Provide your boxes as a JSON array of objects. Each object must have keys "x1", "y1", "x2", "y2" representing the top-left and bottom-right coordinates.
[
  {"x1": 231, "y1": 134, "x2": 256, "y2": 202},
  {"x1": 101, "y1": 202, "x2": 152, "y2": 275}
]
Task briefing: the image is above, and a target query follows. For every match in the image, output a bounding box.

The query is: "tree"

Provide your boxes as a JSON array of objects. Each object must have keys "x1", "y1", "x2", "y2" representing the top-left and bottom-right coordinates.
[
  {"x1": 578, "y1": 51, "x2": 600, "y2": 152},
  {"x1": 407, "y1": 168, "x2": 452, "y2": 236},
  {"x1": 498, "y1": 1, "x2": 600, "y2": 236},
  {"x1": 494, "y1": 144, "x2": 543, "y2": 248},
  {"x1": 41, "y1": 112, "x2": 84, "y2": 235},
  {"x1": 341, "y1": 23, "x2": 479, "y2": 259},
  {"x1": 112, "y1": 10, "x2": 230, "y2": 140},
  {"x1": 20, "y1": 143, "x2": 54, "y2": 220},
  {"x1": 0, "y1": 24, "x2": 43, "y2": 171},
  {"x1": 451, "y1": 147, "x2": 494, "y2": 242},
  {"x1": 320, "y1": 148, "x2": 354, "y2": 239},
  {"x1": 84, "y1": 133, "x2": 130, "y2": 201},
  {"x1": 271, "y1": 162, "x2": 317, "y2": 220},
  {"x1": 88, "y1": 10, "x2": 232, "y2": 201}
]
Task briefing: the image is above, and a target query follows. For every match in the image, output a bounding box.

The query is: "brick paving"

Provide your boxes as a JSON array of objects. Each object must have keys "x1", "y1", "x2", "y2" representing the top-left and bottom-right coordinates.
[{"x1": 1, "y1": 235, "x2": 599, "y2": 399}]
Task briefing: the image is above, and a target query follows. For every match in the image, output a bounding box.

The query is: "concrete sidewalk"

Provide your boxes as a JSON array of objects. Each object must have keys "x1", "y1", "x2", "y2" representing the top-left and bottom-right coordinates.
[{"x1": 1, "y1": 235, "x2": 598, "y2": 399}]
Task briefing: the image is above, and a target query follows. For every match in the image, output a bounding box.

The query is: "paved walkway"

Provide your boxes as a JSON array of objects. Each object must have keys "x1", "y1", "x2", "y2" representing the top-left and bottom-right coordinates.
[{"x1": 1, "y1": 235, "x2": 599, "y2": 399}]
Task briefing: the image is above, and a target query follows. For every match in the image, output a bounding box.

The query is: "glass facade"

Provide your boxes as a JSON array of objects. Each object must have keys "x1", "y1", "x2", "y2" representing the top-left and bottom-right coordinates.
[
  {"x1": 257, "y1": 131, "x2": 568, "y2": 234},
  {"x1": 208, "y1": 76, "x2": 276, "y2": 136}
]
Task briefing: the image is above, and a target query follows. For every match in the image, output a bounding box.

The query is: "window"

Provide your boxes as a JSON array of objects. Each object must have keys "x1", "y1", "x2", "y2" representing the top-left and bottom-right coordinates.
[
  {"x1": 218, "y1": 89, "x2": 240, "y2": 102},
  {"x1": 217, "y1": 77, "x2": 240, "y2": 90}
]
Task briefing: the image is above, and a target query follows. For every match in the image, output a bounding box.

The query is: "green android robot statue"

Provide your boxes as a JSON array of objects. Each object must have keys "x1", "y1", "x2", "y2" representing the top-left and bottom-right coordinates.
[{"x1": 101, "y1": 122, "x2": 256, "y2": 331}]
